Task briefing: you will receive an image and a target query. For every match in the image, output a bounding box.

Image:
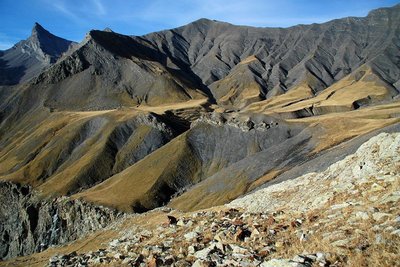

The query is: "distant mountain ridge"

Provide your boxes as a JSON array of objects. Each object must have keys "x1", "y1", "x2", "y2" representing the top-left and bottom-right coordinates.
[
  {"x1": 141, "y1": 4, "x2": 400, "y2": 106},
  {"x1": 2, "y1": 4, "x2": 398, "y2": 110},
  {"x1": 0, "y1": 23, "x2": 75, "y2": 85}
]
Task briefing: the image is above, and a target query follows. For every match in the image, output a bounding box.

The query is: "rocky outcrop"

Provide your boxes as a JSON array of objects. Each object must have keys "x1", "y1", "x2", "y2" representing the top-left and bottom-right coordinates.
[
  {"x1": 191, "y1": 112, "x2": 280, "y2": 132},
  {"x1": 0, "y1": 23, "x2": 76, "y2": 85},
  {"x1": 229, "y1": 132, "x2": 400, "y2": 213},
  {"x1": 0, "y1": 181, "x2": 121, "y2": 260}
]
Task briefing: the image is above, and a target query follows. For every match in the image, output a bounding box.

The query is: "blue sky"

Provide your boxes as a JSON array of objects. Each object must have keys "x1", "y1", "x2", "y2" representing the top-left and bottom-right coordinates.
[{"x1": 0, "y1": 0, "x2": 399, "y2": 50}]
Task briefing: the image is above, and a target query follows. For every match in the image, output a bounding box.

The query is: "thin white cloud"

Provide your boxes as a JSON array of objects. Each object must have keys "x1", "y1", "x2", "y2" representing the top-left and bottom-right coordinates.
[
  {"x1": 92, "y1": 0, "x2": 106, "y2": 16},
  {"x1": 50, "y1": 0, "x2": 86, "y2": 24},
  {"x1": 44, "y1": 0, "x2": 107, "y2": 25},
  {"x1": 105, "y1": 0, "x2": 316, "y2": 29}
]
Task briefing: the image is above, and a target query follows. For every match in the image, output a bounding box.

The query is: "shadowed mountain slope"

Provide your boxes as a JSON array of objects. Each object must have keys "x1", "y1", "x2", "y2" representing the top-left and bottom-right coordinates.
[
  {"x1": 0, "y1": 109, "x2": 177, "y2": 198},
  {"x1": 143, "y1": 5, "x2": 400, "y2": 107}
]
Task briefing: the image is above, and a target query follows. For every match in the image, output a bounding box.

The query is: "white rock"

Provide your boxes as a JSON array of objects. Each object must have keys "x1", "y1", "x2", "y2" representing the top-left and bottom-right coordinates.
[
  {"x1": 194, "y1": 247, "x2": 212, "y2": 260},
  {"x1": 228, "y1": 133, "x2": 400, "y2": 214},
  {"x1": 260, "y1": 259, "x2": 293, "y2": 267},
  {"x1": 188, "y1": 246, "x2": 196, "y2": 254},
  {"x1": 184, "y1": 231, "x2": 199, "y2": 240},
  {"x1": 316, "y1": 252, "x2": 326, "y2": 261},
  {"x1": 192, "y1": 259, "x2": 207, "y2": 267},
  {"x1": 375, "y1": 234, "x2": 384, "y2": 244},
  {"x1": 229, "y1": 244, "x2": 248, "y2": 254},
  {"x1": 114, "y1": 253, "x2": 123, "y2": 259},
  {"x1": 379, "y1": 192, "x2": 400, "y2": 205},
  {"x1": 377, "y1": 175, "x2": 397, "y2": 182},
  {"x1": 354, "y1": 211, "x2": 369, "y2": 220},
  {"x1": 109, "y1": 239, "x2": 120, "y2": 247},
  {"x1": 251, "y1": 228, "x2": 260, "y2": 237},
  {"x1": 370, "y1": 183, "x2": 385, "y2": 192},
  {"x1": 390, "y1": 229, "x2": 400, "y2": 236},
  {"x1": 330, "y1": 203, "x2": 350, "y2": 210}
]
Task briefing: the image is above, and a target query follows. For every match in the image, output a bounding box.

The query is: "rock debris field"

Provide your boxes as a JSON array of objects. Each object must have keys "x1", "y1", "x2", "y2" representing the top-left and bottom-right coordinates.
[{"x1": 46, "y1": 132, "x2": 400, "y2": 266}]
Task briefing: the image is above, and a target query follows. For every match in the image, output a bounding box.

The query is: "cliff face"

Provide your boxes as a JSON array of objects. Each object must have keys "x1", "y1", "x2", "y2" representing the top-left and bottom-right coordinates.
[{"x1": 0, "y1": 181, "x2": 121, "y2": 260}]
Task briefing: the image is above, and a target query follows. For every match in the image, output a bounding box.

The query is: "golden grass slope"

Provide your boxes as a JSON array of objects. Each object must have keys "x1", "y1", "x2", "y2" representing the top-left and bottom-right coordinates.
[
  {"x1": 244, "y1": 66, "x2": 397, "y2": 117},
  {"x1": 74, "y1": 133, "x2": 201, "y2": 212},
  {"x1": 0, "y1": 108, "x2": 171, "y2": 198}
]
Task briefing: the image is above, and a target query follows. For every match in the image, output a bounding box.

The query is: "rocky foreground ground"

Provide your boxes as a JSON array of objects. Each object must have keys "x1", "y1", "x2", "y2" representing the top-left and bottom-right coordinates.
[{"x1": 39, "y1": 132, "x2": 400, "y2": 267}]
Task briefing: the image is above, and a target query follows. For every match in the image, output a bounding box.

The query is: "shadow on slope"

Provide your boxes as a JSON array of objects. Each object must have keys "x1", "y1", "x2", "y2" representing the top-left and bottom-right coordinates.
[{"x1": 0, "y1": 109, "x2": 175, "y2": 198}]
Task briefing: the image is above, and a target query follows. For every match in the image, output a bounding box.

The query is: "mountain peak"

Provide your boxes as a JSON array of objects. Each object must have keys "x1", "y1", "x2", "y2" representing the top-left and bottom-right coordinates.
[
  {"x1": 367, "y1": 3, "x2": 400, "y2": 19},
  {"x1": 190, "y1": 18, "x2": 223, "y2": 26},
  {"x1": 193, "y1": 18, "x2": 214, "y2": 23},
  {"x1": 33, "y1": 22, "x2": 43, "y2": 29},
  {"x1": 179, "y1": 18, "x2": 229, "y2": 33},
  {"x1": 31, "y1": 22, "x2": 51, "y2": 37}
]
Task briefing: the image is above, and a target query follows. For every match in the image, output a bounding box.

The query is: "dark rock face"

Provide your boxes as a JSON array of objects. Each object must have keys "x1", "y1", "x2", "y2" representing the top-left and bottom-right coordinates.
[
  {"x1": 0, "y1": 181, "x2": 121, "y2": 260},
  {"x1": 0, "y1": 23, "x2": 76, "y2": 85}
]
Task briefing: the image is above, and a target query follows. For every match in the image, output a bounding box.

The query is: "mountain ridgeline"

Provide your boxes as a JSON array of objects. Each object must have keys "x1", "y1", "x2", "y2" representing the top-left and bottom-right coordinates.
[
  {"x1": 1, "y1": 4, "x2": 400, "y2": 261},
  {"x1": 0, "y1": 23, "x2": 76, "y2": 85},
  {"x1": 1, "y1": 5, "x2": 399, "y2": 110}
]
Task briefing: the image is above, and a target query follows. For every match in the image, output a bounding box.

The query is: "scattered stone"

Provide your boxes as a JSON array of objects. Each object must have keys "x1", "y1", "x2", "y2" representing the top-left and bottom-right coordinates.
[
  {"x1": 194, "y1": 246, "x2": 213, "y2": 260},
  {"x1": 391, "y1": 229, "x2": 400, "y2": 236},
  {"x1": 184, "y1": 231, "x2": 199, "y2": 240},
  {"x1": 261, "y1": 259, "x2": 293, "y2": 267},
  {"x1": 35, "y1": 133, "x2": 400, "y2": 267},
  {"x1": 229, "y1": 244, "x2": 248, "y2": 254},
  {"x1": 177, "y1": 219, "x2": 186, "y2": 226},
  {"x1": 370, "y1": 183, "x2": 385, "y2": 192},
  {"x1": 330, "y1": 203, "x2": 350, "y2": 210},
  {"x1": 192, "y1": 259, "x2": 209, "y2": 267},
  {"x1": 354, "y1": 211, "x2": 369, "y2": 220}
]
